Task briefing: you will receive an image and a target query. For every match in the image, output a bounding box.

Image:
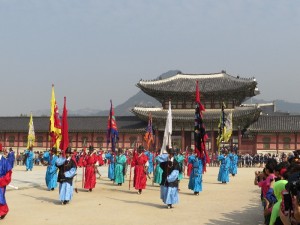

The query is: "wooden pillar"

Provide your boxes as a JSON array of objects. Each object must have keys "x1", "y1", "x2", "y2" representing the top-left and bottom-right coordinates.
[
  {"x1": 155, "y1": 129, "x2": 159, "y2": 151},
  {"x1": 4, "y1": 132, "x2": 6, "y2": 148},
  {"x1": 185, "y1": 131, "x2": 192, "y2": 150},
  {"x1": 276, "y1": 133, "x2": 279, "y2": 154},
  {"x1": 238, "y1": 129, "x2": 242, "y2": 154},
  {"x1": 91, "y1": 132, "x2": 94, "y2": 147},
  {"x1": 211, "y1": 130, "x2": 215, "y2": 153},
  {"x1": 76, "y1": 132, "x2": 79, "y2": 149},
  {"x1": 17, "y1": 132, "x2": 20, "y2": 156},
  {"x1": 295, "y1": 133, "x2": 298, "y2": 150},
  {"x1": 181, "y1": 127, "x2": 185, "y2": 151},
  {"x1": 140, "y1": 134, "x2": 143, "y2": 146},
  {"x1": 46, "y1": 132, "x2": 49, "y2": 149},
  {"x1": 254, "y1": 134, "x2": 257, "y2": 155},
  {"x1": 123, "y1": 133, "x2": 125, "y2": 148}
]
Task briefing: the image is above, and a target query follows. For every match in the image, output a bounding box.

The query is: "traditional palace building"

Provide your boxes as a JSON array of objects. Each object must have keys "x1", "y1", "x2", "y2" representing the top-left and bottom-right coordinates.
[{"x1": 0, "y1": 71, "x2": 300, "y2": 155}]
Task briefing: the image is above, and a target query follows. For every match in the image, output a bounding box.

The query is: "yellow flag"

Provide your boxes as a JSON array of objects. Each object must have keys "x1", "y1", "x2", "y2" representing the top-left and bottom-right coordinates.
[
  {"x1": 49, "y1": 85, "x2": 62, "y2": 148},
  {"x1": 27, "y1": 113, "x2": 35, "y2": 148},
  {"x1": 223, "y1": 111, "x2": 233, "y2": 142}
]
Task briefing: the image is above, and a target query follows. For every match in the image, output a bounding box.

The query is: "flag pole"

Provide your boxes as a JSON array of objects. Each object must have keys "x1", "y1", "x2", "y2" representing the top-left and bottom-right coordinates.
[
  {"x1": 129, "y1": 142, "x2": 136, "y2": 190},
  {"x1": 82, "y1": 139, "x2": 87, "y2": 189}
]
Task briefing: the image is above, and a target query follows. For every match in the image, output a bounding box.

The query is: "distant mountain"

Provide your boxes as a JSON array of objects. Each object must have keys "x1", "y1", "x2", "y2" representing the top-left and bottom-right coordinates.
[
  {"x1": 31, "y1": 70, "x2": 300, "y2": 116},
  {"x1": 32, "y1": 108, "x2": 104, "y2": 117},
  {"x1": 113, "y1": 70, "x2": 181, "y2": 116},
  {"x1": 31, "y1": 70, "x2": 181, "y2": 117}
]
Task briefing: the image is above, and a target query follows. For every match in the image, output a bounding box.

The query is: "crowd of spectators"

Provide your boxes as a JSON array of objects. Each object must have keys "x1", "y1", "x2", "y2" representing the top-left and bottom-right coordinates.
[
  {"x1": 15, "y1": 151, "x2": 44, "y2": 166},
  {"x1": 208, "y1": 152, "x2": 293, "y2": 168},
  {"x1": 254, "y1": 150, "x2": 300, "y2": 225}
]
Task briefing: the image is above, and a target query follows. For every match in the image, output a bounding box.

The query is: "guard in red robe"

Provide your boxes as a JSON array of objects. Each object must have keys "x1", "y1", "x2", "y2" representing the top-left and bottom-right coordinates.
[
  {"x1": 131, "y1": 145, "x2": 149, "y2": 194},
  {"x1": 97, "y1": 150, "x2": 104, "y2": 166},
  {"x1": 185, "y1": 150, "x2": 193, "y2": 177},
  {"x1": 83, "y1": 146, "x2": 97, "y2": 192},
  {"x1": 0, "y1": 149, "x2": 12, "y2": 220}
]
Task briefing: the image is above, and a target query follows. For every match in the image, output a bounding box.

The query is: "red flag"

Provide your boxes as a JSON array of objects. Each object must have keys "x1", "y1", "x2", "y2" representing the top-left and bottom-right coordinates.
[
  {"x1": 194, "y1": 80, "x2": 209, "y2": 172},
  {"x1": 107, "y1": 100, "x2": 118, "y2": 152},
  {"x1": 59, "y1": 97, "x2": 69, "y2": 156},
  {"x1": 144, "y1": 113, "x2": 154, "y2": 150},
  {"x1": 196, "y1": 80, "x2": 205, "y2": 111}
]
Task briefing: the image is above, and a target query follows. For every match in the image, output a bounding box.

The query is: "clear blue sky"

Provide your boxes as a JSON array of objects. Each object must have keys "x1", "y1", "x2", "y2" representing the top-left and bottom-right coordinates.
[{"x1": 0, "y1": 0, "x2": 299, "y2": 116}]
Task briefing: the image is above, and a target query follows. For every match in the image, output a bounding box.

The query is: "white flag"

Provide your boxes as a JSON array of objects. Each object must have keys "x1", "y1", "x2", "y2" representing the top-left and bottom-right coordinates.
[{"x1": 160, "y1": 101, "x2": 172, "y2": 154}]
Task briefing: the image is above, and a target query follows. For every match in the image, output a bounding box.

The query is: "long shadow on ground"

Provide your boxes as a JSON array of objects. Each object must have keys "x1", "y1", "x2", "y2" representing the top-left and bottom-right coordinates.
[{"x1": 205, "y1": 202, "x2": 264, "y2": 225}]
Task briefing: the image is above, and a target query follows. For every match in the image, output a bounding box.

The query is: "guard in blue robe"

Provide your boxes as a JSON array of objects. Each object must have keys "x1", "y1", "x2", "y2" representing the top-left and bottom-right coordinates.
[
  {"x1": 154, "y1": 152, "x2": 168, "y2": 185},
  {"x1": 217, "y1": 149, "x2": 230, "y2": 183},
  {"x1": 188, "y1": 152, "x2": 203, "y2": 195},
  {"x1": 114, "y1": 149, "x2": 127, "y2": 185},
  {"x1": 144, "y1": 150, "x2": 154, "y2": 175},
  {"x1": 105, "y1": 151, "x2": 115, "y2": 181},
  {"x1": 174, "y1": 150, "x2": 185, "y2": 181},
  {"x1": 24, "y1": 148, "x2": 34, "y2": 171},
  {"x1": 56, "y1": 147, "x2": 77, "y2": 205},
  {"x1": 229, "y1": 151, "x2": 238, "y2": 176},
  {"x1": 43, "y1": 148, "x2": 58, "y2": 191},
  {"x1": 157, "y1": 149, "x2": 180, "y2": 209}
]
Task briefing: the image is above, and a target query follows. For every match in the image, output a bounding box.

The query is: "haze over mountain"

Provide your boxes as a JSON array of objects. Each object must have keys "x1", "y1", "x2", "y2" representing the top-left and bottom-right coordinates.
[{"x1": 31, "y1": 70, "x2": 300, "y2": 117}]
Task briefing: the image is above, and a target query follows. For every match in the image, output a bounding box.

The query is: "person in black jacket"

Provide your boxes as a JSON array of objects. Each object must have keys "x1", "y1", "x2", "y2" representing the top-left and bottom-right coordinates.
[
  {"x1": 56, "y1": 147, "x2": 77, "y2": 205},
  {"x1": 159, "y1": 148, "x2": 180, "y2": 209}
]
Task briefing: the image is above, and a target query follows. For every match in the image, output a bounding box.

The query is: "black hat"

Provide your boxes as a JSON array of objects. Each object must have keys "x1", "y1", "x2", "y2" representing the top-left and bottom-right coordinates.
[
  {"x1": 168, "y1": 148, "x2": 176, "y2": 155},
  {"x1": 293, "y1": 150, "x2": 300, "y2": 159},
  {"x1": 66, "y1": 147, "x2": 72, "y2": 154},
  {"x1": 51, "y1": 147, "x2": 57, "y2": 154},
  {"x1": 89, "y1": 145, "x2": 94, "y2": 152}
]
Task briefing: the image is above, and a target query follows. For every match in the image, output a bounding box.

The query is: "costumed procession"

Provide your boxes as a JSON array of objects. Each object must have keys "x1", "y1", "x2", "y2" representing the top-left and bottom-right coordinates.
[
  {"x1": 0, "y1": 80, "x2": 238, "y2": 221},
  {"x1": 3, "y1": 75, "x2": 300, "y2": 225}
]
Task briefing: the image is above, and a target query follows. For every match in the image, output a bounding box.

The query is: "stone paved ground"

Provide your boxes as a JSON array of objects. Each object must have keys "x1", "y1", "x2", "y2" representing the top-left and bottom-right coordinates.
[{"x1": 5, "y1": 165, "x2": 264, "y2": 225}]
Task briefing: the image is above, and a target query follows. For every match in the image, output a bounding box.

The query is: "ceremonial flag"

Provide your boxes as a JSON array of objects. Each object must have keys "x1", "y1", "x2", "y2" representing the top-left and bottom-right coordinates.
[
  {"x1": 160, "y1": 101, "x2": 172, "y2": 154},
  {"x1": 217, "y1": 102, "x2": 233, "y2": 152},
  {"x1": 27, "y1": 113, "x2": 35, "y2": 148},
  {"x1": 223, "y1": 111, "x2": 233, "y2": 142},
  {"x1": 217, "y1": 102, "x2": 225, "y2": 151},
  {"x1": 144, "y1": 113, "x2": 154, "y2": 150},
  {"x1": 194, "y1": 80, "x2": 209, "y2": 172},
  {"x1": 59, "y1": 97, "x2": 69, "y2": 156},
  {"x1": 107, "y1": 100, "x2": 118, "y2": 152},
  {"x1": 49, "y1": 84, "x2": 61, "y2": 148}
]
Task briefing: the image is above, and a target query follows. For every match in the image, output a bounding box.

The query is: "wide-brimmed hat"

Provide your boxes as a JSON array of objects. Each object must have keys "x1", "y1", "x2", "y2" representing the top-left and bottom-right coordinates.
[
  {"x1": 89, "y1": 145, "x2": 94, "y2": 152},
  {"x1": 168, "y1": 148, "x2": 176, "y2": 155},
  {"x1": 51, "y1": 147, "x2": 57, "y2": 154},
  {"x1": 65, "y1": 147, "x2": 72, "y2": 154}
]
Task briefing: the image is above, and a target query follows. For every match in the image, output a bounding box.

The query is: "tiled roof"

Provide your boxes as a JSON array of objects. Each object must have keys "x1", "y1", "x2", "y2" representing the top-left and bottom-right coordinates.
[
  {"x1": 131, "y1": 106, "x2": 261, "y2": 128},
  {"x1": 0, "y1": 116, "x2": 147, "y2": 133},
  {"x1": 137, "y1": 72, "x2": 258, "y2": 97},
  {"x1": 248, "y1": 115, "x2": 300, "y2": 132}
]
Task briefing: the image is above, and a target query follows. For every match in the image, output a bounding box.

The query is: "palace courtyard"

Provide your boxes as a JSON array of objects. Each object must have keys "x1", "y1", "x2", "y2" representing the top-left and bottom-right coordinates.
[{"x1": 5, "y1": 165, "x2": 263, "y2": 225}]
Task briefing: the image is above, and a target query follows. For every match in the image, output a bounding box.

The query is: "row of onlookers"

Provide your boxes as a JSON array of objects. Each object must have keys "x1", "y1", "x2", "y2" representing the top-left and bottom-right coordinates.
[
  {"x1": 254, "y1": 149, "x2": 300, "y2": 225},
  {"x1": 208, "y1": 152, "x2": 292, "y2": 168}
]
